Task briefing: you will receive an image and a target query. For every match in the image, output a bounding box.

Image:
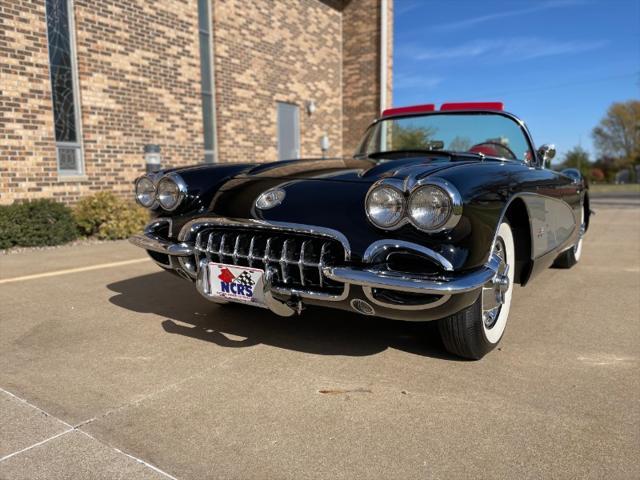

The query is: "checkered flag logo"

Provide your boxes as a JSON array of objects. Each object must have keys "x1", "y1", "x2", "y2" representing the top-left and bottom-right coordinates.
[{"x1": 235, "y1": 271, "x2": 255, "y2": 287}]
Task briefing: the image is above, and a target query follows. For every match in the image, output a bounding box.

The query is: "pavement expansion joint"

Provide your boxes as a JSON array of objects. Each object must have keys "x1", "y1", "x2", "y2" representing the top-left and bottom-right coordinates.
[{"x1": 0, "y1": 387, "x2": 180, "y2": 479}]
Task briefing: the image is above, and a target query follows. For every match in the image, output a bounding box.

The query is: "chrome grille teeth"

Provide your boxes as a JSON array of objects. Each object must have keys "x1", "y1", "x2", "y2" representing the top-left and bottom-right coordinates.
[
  {"x1": 248, "y1": 236, "x2": 256, "y2": 268},
  {"x1": 193, "y1": 228, "x2": 344, "y2": 295},
  {"x1": 299, "y1": 240, "x2": 311, "y2": 287}
]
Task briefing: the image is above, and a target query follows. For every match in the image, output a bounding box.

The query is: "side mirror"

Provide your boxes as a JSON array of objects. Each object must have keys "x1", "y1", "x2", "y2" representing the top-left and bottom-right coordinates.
[{"x1": 537, "y1": 144, "x2": 556, "y2": 167}]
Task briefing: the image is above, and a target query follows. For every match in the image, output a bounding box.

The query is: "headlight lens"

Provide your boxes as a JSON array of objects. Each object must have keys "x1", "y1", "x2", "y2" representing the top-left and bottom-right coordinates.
[
  {"x1": 366, "y1": 186, "x2": 405, "y2": 228},
  {"x1": 135, "y1": 176, "x2": 156, "y2": 208},
  {"x1": 408, "y1": 185, "x2": 452, "y2": 230},
  {"x1": 156, "y1": 176, "x2": 184, "y2": 211}
]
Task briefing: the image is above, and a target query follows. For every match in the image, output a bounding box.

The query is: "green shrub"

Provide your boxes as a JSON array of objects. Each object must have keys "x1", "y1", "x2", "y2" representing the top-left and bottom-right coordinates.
[
  {"x1": 74, "y1": 192, "x2": 148, "y2": 240},
  {"x1": 0, "y1": 199, "x2": 79, "y2": 249}
]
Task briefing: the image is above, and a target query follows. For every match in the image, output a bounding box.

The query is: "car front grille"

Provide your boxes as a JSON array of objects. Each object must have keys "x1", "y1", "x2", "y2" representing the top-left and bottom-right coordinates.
[{"x1": 193, "y1": 227, "x2": 347, "y2": 298}]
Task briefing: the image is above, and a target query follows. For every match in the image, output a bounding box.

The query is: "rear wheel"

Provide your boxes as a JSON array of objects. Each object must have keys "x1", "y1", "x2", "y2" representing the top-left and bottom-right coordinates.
[
  {"x1": 438, "y1": 221, "x2": 515, "y2": 360},
  {"x1": 553, "y1": 204, "x2": 585, "y2": 269}
]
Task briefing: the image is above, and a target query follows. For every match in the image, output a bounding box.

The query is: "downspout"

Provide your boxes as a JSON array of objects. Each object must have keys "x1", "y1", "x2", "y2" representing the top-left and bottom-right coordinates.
[
  {"x1": 379, "y1": 0, "x2": 388, "y2": 151},
  {"x1": 209, "y1": 0, "x2": 219, "y2": 162},
  {"x1": 379, "y1": 0, "x2": 388, "y2": 113}
]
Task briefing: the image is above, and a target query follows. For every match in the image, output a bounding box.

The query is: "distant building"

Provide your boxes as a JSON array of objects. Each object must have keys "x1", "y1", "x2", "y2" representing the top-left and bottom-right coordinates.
[{"x1": 1, "y1": 0, "x2": 393, "y2": 203}]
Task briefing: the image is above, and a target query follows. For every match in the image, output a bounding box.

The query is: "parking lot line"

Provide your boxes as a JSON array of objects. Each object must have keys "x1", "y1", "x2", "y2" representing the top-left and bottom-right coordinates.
[{"x1": 0, "y1": 258, "x2": 148, "y2": 285}]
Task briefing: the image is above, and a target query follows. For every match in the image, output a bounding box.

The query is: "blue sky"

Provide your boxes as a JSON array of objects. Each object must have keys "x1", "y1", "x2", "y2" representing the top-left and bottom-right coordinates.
[{"x1": 393, "y1": 0, "x2": 640, "y2": 159}]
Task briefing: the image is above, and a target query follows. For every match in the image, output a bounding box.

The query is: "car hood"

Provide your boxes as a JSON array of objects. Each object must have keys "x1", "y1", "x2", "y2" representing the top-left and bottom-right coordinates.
[
  {"x1": 193, "y1": 156, "x2": 476, "y2": 258},
  {"x1": 231, "y1": 156, "x2": 478, "y2": 183}
]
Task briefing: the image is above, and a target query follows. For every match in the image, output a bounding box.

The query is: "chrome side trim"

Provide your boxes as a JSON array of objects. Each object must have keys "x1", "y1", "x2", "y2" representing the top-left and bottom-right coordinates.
[
  {"x1": 324, "y1": 253, "x2": 501, "y2": 295},
  {"x1": 363, "y1": 239, "x2": 454, "y2": 271},
  {"x1": 490, "y1": 192, "x2": 578, "y2": 263}
]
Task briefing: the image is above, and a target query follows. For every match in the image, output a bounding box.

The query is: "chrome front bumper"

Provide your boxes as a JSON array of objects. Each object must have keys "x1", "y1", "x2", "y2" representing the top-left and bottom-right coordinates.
[
  {"x1": 130, "y1": 222, "x2": 503, "y2": 319},
  {"x1": 323, "y1": 254, "x2": 501, "y2": 296},
  {"x1": 130, "y1": 219, "x2": 193, "y2": 256},
  {"x1": 130, "y1": 233, "x2": 193, "y2": 256}
]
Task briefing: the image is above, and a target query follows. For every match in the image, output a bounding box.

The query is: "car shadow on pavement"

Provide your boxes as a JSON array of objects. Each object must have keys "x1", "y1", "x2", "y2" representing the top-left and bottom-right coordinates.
[{"x1": 106, "y1": 271, "x2": 461, "y2": 361}]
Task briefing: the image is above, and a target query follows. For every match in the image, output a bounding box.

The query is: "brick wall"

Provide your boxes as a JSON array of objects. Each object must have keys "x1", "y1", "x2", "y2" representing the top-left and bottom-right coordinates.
[
  {"x1": 342, "y1": 0, "x2": 393, "y2": 155},
  {"x1": 1, "y1": 0, "x2": 205, "y2": 204},
  {"x1": 1, "y1": 0, "x2": 391, "y2": 204},
  {"x1": 0, "y1": 0, "x2": 58, "y2": 205},
  {"x1": 213, "y1": 0, "x2": 343, "y2": 163},
  {"x1": 70, "y1": 0, "x2": 204, "y2": 200}
]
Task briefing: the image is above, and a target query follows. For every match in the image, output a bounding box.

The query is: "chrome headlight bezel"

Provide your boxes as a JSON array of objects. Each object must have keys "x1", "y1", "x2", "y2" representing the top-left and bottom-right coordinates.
[
  {"x1": 407, "y1": 182, "x2": 462, "y2": 232},
  {"x1": 364, "y1": 178, "x2": 462, "y2": 233},
  {"x1": 134, "y1": 175, "x2": 157, "y2": 208},
  {"x1": 156, "y1": 173, "x2": 187, "y2": 212},
  {"x1": 365, "y1": 183, "x2": 406, "y2": 229}
]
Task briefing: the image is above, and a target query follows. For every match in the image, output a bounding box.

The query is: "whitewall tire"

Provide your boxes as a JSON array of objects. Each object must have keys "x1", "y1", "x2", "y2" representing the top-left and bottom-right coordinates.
[{"x1": 438, "y1": 221, "x2": 515, "y2": 360}]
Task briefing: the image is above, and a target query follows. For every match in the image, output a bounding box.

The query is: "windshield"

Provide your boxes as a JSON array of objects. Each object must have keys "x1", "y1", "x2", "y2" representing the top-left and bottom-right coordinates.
[{"x1": 356, "y1": 112, "x2": 533, "y2": 162}]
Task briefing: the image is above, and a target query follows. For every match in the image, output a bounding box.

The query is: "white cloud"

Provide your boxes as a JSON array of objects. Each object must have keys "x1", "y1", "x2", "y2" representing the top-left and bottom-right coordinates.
[
  {"x1": 394, "y1": 0, "x2": 423, "y2": 16},
  {"x1": 431, "y1": 0, "x2": 586, "y2": 31},
  {"x1": 413, "y1": 37, "x2": 608, "y2": 62},
  {"x1": 395, "y1": 73, "x2": 444, "y2": 90}
]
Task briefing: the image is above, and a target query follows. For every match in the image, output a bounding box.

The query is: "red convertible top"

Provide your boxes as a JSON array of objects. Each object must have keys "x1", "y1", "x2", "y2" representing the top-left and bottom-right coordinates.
[{"x1": 382, "y1": 102, "x2": 504, "y2": 118}]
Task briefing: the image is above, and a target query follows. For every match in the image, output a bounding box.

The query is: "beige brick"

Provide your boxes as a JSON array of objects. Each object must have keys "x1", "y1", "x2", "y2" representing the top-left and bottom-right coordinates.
[{"x1": 1, "y1": 0, "x2": 393, "y2": 204}]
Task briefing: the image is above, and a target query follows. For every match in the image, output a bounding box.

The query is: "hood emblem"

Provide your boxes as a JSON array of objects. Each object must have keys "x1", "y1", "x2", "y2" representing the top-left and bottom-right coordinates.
[{"x1": 255, "y1": 188, "x2": 286, "y2": 210}]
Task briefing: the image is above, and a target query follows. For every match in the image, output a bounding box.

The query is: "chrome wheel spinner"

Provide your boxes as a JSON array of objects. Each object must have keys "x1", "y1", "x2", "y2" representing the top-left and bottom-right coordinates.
[{"x1": 482, "y1": 239, "x2": 510, "y2": 329}]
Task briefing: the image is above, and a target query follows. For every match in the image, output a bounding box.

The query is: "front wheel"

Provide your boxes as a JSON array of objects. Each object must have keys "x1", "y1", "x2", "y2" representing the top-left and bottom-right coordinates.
[{"x1": 438, "y1": 221, "x2": 515, "y2": 360}]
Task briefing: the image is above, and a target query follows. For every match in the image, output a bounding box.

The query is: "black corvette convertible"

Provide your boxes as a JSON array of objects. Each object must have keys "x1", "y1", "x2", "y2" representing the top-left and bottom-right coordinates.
[{"x1": 130, "y1": 102, "x2": 589, "y2": 359}]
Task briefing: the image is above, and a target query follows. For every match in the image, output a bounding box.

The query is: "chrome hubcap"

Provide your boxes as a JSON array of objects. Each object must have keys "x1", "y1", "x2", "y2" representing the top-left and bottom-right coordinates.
[{"x1": 482, "y1": 239, "x2": 510, "y2": 329}]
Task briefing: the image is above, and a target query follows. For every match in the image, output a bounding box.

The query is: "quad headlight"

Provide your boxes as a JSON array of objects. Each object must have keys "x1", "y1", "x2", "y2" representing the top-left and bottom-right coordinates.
[
  {"x1": 134, "y1": 176, "x2": 156, "y2": 208},
  {"x1": 156, "y1": 175, "x2": 186, "y2": 211},
  {"x1": 365, "y1": 179, "x2": 462, "y2": 232},
  {"x1": 407, "y1": 185, "x2": 453, "y2": 231},
  {"x1": 365, "y1": 185, "x2": 405, "y2": 228},
  {"x1": 134, "y1": 173, "x2": 186, "y2": 211}
]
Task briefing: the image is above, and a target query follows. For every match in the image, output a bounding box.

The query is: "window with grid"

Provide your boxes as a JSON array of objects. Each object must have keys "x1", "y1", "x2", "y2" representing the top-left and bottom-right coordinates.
[{"x1": 45, "y1": 0, "x2": 84, "y2": 175}]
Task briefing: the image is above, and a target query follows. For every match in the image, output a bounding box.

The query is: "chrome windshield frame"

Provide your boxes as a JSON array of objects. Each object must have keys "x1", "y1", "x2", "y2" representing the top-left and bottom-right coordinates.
[{"x1": 354, "y1": 110, "x2": 537, "y2": 167}]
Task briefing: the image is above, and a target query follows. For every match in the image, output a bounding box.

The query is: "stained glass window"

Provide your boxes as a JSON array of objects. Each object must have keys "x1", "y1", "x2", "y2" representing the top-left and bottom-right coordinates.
[{"x1": 45, "y1": 0, "x2": 83, "y2": 174}]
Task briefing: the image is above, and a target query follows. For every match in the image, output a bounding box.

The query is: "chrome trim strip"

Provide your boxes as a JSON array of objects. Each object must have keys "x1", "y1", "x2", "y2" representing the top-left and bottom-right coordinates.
[
  {"x1": 363, "y1": 239, "x2": 454, "y2": 271},
  {"x1": 324, "y1": 254, "x2": 501, "y2": 295}
]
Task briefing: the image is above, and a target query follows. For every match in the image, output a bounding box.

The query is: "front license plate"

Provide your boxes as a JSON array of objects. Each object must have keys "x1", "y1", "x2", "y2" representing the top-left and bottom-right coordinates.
[{"x1": 207, "y1": 263, "x2": 266, "y2": 306}]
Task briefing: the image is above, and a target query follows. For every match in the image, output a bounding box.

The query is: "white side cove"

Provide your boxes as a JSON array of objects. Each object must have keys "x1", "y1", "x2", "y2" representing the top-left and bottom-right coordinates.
[{"x1": 379, "y1": 0, "x2": 388, "y2": 113}]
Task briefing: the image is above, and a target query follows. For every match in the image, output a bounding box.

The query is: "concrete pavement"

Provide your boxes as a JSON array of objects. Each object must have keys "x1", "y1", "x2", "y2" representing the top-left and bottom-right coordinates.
[{"x1": 0, "y1": 206, "x2": 638, "y2": 479}]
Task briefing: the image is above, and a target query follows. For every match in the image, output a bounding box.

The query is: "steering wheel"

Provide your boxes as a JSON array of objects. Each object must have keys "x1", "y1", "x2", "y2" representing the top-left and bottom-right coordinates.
[{"x1": 469, "y1": 142, "x2": 518, "y2": 160}]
